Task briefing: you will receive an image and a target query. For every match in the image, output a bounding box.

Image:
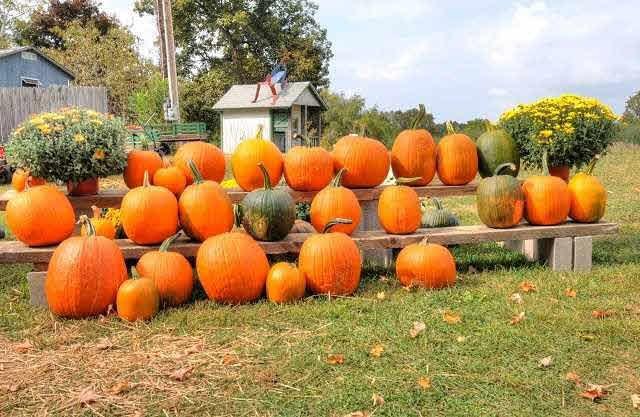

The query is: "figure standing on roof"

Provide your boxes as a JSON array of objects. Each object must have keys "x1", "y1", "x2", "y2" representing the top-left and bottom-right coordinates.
[{"x1": 252, "y1": 57, "x2": 289, "y2": 105}]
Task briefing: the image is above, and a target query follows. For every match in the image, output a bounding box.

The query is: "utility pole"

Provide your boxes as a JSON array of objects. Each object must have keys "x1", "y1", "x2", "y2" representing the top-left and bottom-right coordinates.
[
  {"x1": 161, "y1": 0, "x2": 180, "y2": 121},
  {"x1": 153, "y1": 0, "x2": 167, "y2": 78}
]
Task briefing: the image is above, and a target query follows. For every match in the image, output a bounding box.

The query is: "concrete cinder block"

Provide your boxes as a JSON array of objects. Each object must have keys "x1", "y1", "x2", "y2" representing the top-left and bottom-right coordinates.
[
  {"x1": 27, "y1": 271, "x2": 47, "y2": 307},
  {"x1": 503, "y1": 239, "x2": 542, "y2": 262},
  {"x1": 540, "y1": 237, "x2": 573, "y2": 272},
  {"x1": 359, "y1": 199, "x2": 393, "y2": 268},
  {"x1": 573, "y1": 236, "x2": 593, "y2": 272}
]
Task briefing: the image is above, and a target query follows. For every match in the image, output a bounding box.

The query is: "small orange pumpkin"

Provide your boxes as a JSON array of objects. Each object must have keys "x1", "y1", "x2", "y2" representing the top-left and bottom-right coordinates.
[
  {"x1": 390, "y1": 105, "x2": 437, "y2": 186},
  {"x1": 196, "y1": 232, "x2": 269, "y2": 304},
  {"x1": 377, "y1": 179, "x2": 422, "y2": 234},
  {"x1": 11, "y1": 169, "x2": 46, "y2": 191},
  {"x1": 6, "y1": 184, "x2": 75, "y2": 246},
  {"x1": 120, "y1": 171, "x2": 179, "y2": 244},
  {"x1": 332, "y1": 134, "x2": 390, "y2": 188},
  {"x1": 153, "y1": 164, "x2": 187, "y2": 196},
  {"x1": 568, "y1": 156, "x2": 607, "y2": 223},
  {"x1": 116, "y1": 267, "x2": 160, "y2": 322},
  {"x1": 179, "y1": 160, "x2": 234, "y2": 241},
  {"x1": 231, "y1": 127, "x2": 284, "y2": 191},
  {"x1": 298, "y1": 218, "x2": 362, "y2": 296},
  {"x1": 81, "y1": 205, "x2": 116, "y2": 239},
  {"x1": 522, "y1": 149, "x2": 571, "y2": 226},
  {"x1": 266, "y1": 262, "x2": 306, "y2": 303},
  {"x1": 283, "y1": 145, "x2": 334, "y2": 191},
  {"x1": 395, "y1": 238, "x2": 456, "y2": 289},
  {"x1": 123, "y1": 149, "x2": 163, "y2": 189},
  {"x1": 436, "y1": 122, "x2": 478, "y2": 185},
  {"x1": 46, "y1": 215, "x2": 127, "y2": 318},
  {"x1": 310, "y1": 168, "x2": 361, "y2": 235},
  {"x1": 173, "y1": 141, "x2": 226, "y2": 184}
]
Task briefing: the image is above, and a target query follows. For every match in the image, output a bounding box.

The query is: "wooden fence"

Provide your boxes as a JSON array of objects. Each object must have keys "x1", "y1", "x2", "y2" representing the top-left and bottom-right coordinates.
[{"x1": 0, "y1": 86, "x2": 108, "y2": 140}]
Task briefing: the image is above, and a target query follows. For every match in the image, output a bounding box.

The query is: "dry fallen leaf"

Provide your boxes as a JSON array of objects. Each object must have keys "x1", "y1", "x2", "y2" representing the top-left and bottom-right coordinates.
[
  {"x1": 443, "y1": 311, "x2": 461, "y2": 324},
  {"x1": 14, "y1": 339, "x2": 33, "y2": 353},
  {"x1": 510, "y1": 311, "x2": 526, "y2": 325},
  {"x1": 222, "y1": 354, "x2": 238, "y2": 365},
  {"x1": 417, "y1": 376, "x2": 432, "y2": 390},
  {"x1": 78, "y1": 387, "x2": 99, "y2": 406},
  {"x1": 509, "y1": 293, "x2": 524, "y2": 304},
  {"x1": 409, "y1": 321, "x2": 426, "y2": 338},
  {"x1": 169, "y1": 366, "x2": 193, "y2": 381},
  {"x1": 371, "y1": 392, "x2": 385, "y2": 406},
  {"x1": 592, "y1": 310, "x2": 615, "y2": 319},
  {"x1": 370, "y1": 344, "x2": 384, "y2": 358},
  {"x1": 564, "y1": 288, "x2": 577, "y2": 298},
  {"x1": 108, "y1": 380, "x2": 130, "y2": 395},
  {"x1": 565, "y1": 372, "x2": 581, "y2": 384},
  {"x1": 94, "y1": 338, "x2": 113, "y2": 351},
  {"x1": 538, "y1": 356, "x2": 553, "y2": 368},
  {"x1": 343, "y1": 412, "x2": 369, "y2": 417},
  {"x1": 456, "y1": 335, "x2": 467, "y2": 343},
  {"x1": 327, "y1": 354, "x2": 345, "y2": 365},
  {"x1": 376, "y1": 291, "x2": 386, "y2": 300},
  {"x1": 519, "y1": 281, "x2": 537, "y2": 293},
  {"x1": 631, "y1": 394, "x2": 640, "y2": 409},
  {"x1": 580, "y1": 383, "x2": 613, "y2": 402},
  {"x1": 184, "y1": 343, "x2": 204, "y2": 355}
]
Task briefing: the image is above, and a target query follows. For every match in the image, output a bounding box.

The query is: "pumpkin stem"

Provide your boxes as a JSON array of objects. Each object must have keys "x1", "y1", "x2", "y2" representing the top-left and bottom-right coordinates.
[
  {"x1": 322, "y1": 218, "x2": 353, "y2": 233},
  {"x1": 257, "y1": 162, "x2": 272, "y2": 190},
  {"x1": 396, "y1": 177, "x2": 422, "y2": 185},
  {"x1": 418, "y1": 236, "x2": 430, "y2": 246},
  {"x1": 187, "y1": 159, "x2": 205, "y2": 184},
  {"x1": 446, "y1": 121, "x2": 456, "y2": 135},
  {"x1": 77, "y1": 214, "x2": 96, "y2": 237},
  {"x1": 159, "y1": 231, "x2": 182, "y2": 252},
  {"x1": 143, "y1": 170, "x2": 151, "y2": 187},
  {"x1": 541, "y1": 147, "x2": 550, "y2": 176},
  {"x1": 330, "y1": 168, "x2": 346, "y2": 187},
  {"x1": 411, "y1": 104, "x2": 426, "y2": 129},
  {"x1": 255, "y1": 125, "x2": 264, "y2": 140},
  {"x1": 585, "y1": 155, "x2": 600, "y2": 175},
  {"x1": 131, "y1": 266, "x2": 140, "y2": 279},
  {"x1": 494, "y1": 162, "x2": 517, "y2": 176},
  {"x1": 431, "y1": 197, "x2": 444, "y2": 211},
  {"x1": 90, "y1": 205, "x2": 102, "y2": 219}
]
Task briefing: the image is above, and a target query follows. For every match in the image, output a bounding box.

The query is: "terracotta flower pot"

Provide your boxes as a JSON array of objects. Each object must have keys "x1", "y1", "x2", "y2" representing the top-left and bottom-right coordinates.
[
  {"x1": 67, "y1": 177, "x2": 100, "y2": 196},
  {"x1": 549, "y1": 165, "x2": 570, "y2": 183}
]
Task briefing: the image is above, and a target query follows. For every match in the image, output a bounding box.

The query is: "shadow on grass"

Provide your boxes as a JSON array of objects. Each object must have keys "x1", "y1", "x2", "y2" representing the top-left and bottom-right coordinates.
[{"x1": 592, "y1": 225, "x2": 640, "y2": 266}]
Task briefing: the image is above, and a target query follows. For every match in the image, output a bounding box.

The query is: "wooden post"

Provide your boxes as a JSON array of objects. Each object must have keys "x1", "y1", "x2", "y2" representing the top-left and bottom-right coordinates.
[
  {"x1": 153, "y1": 0, "x2": 168, "y2": 78},
  {"x1": 161, "y1": 0, "x2": 180, "y2": 121}
]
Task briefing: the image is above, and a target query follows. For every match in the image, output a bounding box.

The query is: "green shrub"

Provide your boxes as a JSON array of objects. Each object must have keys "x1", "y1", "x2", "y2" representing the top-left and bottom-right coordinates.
[
  {"x1": 499, "y1": 94, "x2": 618, "y2": 169},
  {"x1": 128, "y1": 73, "x2": 168, "y2": 125},
  {"x1": 6, "y1": 108, "x2": 127, "y2": 183},
  {"x1": 618, "y1": 121, "x2": 640, "y2": 144}
]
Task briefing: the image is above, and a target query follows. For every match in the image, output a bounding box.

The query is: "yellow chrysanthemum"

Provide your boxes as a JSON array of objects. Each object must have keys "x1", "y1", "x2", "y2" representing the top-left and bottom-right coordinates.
[{"x1": 73, "y1": 133, "x2": 86, "y2": 143}]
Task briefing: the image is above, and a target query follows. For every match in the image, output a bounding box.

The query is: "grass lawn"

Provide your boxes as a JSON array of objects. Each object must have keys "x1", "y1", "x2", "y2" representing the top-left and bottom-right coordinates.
[{"x1": 1, "y1": 143, "x2": 639, "y2": 416}]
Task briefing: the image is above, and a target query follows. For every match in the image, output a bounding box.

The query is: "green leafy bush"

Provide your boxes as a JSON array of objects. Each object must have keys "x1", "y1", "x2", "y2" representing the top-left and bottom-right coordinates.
[
  {"x1": 618, "y1": 122, "x2": 640, "y2": 145},
  {"x1": 499, "y1": 94, "x2": 617, "y2": 169},
  {"x1": 6, "y1": 108, "x2": 127, "y2": 183},
  {"x1": 128, "y1": 72, "x2": 168, "y2": 125}
]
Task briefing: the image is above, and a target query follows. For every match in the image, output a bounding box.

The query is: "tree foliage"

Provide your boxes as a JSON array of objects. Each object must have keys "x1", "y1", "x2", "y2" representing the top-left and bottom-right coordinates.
[
  {"x1": 623, "y1": 90, "x2": 640, "y2": 122},
  {"x1": 128, "y1": 72, "x2": 168, "y2": 125},
  {"x1": 0, "y1": 0, "x2": 41, "y2": 47}
]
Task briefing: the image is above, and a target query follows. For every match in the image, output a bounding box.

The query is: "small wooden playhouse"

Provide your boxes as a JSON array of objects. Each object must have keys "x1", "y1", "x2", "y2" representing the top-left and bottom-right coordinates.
[{"x1": 213, "y1": 82, "x2": 327, "y2": 154}]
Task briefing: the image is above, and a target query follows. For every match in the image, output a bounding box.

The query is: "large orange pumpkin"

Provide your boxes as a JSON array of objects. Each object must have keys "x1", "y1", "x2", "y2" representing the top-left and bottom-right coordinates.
[
  {"x1": 436, "y1": 122, "x2": 478, "y2": 185},
  {"x1": 390, "y1": 105, "x2": 437, "y2": 186},
  {"x1": 266, "y1": 262, "x2": 306, "y2": 303},
  {"x1": 45, "y1": 215, "x2": 127, "y2": 318},
  {"x1": 298, "y1": 219, "x2": 362, "y2": 296},
  {"x1": 283, "y1": 145, "x2": 334, "y2": 191},
  {"x1": 310, "y1": 168, "x2": 361, "y2": 235},
  {"x1": 377, "y1": 180, "x2": 422, "y2": 234},
  {"x1": 179, "y1": 160, "x2": 234, "y2": 241},
  {"x1": 522, "y1": 149, "x2": 570, "y2": 226},
  {"x1": 173, "y1": 141, "x2": 226, "y2": 184},
  {"x1": 81, "y1": 205, "x2": 116, "y2": 239},
  {"x1": 11, "y1": 169, "x2": 45, "y2": 191},
  {"x1": 136, "y1": 232, "x2": 193, "y2": 307},
  {"x1": 6, "y1": 185, "x2": 75, "y2": 247},
  {"x1": 395, "y1": 238, "x2": 456, "y2": 289},
  {"x1": 568, "y1": 156, "x2": 607, "y2": 223},
  {"x1": 231, "y1": 127, "x2": 283, "y2": 191},
  {"x1": 196, "y1": 232, "x2": 269, "y2": 304},
  {"x1": 123, "y1": 149, "x2": 163, "y2": 189},
  {"x1": 120, "y1": 171, "x2": 179, "y2": 244},
  {"x1": 116, "y1": 267, "x2": 160, "y2": 322},
  {"x1": 153, "y1": 165, "x2": 187, "y2": 196},
  {"x1": 332, "y1": 134, "x2": 390, "y2": 188}
]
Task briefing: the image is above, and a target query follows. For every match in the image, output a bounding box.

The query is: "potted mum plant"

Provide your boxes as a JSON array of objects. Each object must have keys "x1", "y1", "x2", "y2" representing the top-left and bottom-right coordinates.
[
  {"x1": 6, "y1": 108, "x2": 127, "y2": 195},
  {"x1": 499, "y1": 94, "x2": 617, "y2": 181}
]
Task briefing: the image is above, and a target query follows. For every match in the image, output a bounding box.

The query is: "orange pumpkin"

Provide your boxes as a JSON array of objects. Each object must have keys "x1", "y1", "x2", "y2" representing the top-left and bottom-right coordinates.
[
  {"x1": 136, "y1": 232, "x2": 193, "y2": 307},
  {"x1": 283, "y1": 146, "x2": 334, "y2": 191},
  {"x1": 11, "y1": 169, "x2": 46, "y2": 191},
  {"x1": 45, "y1": 215, "x2": 127, "y2": 318},
  {"x1": 377, "y1": 180, "x2": 422, "y2": 234},
  {"x1": 395, "y1": 238, "x2": 456, "y2": 289},
  {"x1": 231, "y1": 127, "x2": 284, "y2": 191},
  {"x1": 390, "y1": 105, "x2": 437, "y2": 186},
  {"x1": 153, "y1": 165, "x2": 187, "y2": 196},
  {"x1": 81, "y1": 205, "x2": 116, "y2": 239},
  {"x1": 123, "y1": 149, "x2": 163, "y2": 189},
  {"x1": 173, "y1": 141, "x2": 226, "y2": 184},
  {"x1": 179, "y1": 160, "x2": 234, "y2": 241},
  {"x1": 266, "y1": 262, "x2": 306, "y2": 303},
  {"x1": 310, "y1": 168, "x2": 361, "y2": 235},
  {"x1": 436, "y1": 122, "x2": 478, "y2": 185},
  {"x1": 120, "y1": 171, "x2": 179, "y2": 244},
  {"x1": 332, "y1": 134, "x2": 390, "y2": 188},
  {"x1": 298, "y1": 218, "x2": 362, "y2": 296},
  {"x1": 116, "y1": 267, "x2": 160, "y2": 322},
  {"x1": 196, "y1": 232, "x2": 269, "y2": 304},
  {"x1": 522, "y1": 149, "x2": 570, "y2": 226},
  {"x1": 6, "y1": 185, "x2": 75, "y2": 247},
  {"x1": 568, "y1": 156, "x2": 607, "y2": 223}
]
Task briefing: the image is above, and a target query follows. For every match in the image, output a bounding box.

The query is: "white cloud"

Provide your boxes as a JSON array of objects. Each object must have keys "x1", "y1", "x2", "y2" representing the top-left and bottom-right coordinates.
[{"x1": 353, "y1": 43, "x2": 430, "y2": 82}]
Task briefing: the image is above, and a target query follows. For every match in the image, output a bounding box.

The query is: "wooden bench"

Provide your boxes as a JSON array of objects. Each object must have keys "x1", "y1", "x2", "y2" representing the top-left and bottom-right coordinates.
[{"x1": 0, "y1": 222, "x2": 618, "y2": 306}]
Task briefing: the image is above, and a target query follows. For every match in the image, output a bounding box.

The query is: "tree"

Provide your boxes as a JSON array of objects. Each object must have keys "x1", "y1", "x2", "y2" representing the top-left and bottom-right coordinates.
[
  {"x1": 623, "y1": 90, "x2": 640, "y2": 121},
  {"x1": 319, "y1": 90, "x2": 366, "y2": 147},
  {"x1": 16, "y1": 0, "x2": 117, "y2": 49},
  {"x1": 128, "y1": 72, "x2": 168, "y2": 125},
  {"x1": 0, "y1": 0, "x2": 41, "y2": 47}
]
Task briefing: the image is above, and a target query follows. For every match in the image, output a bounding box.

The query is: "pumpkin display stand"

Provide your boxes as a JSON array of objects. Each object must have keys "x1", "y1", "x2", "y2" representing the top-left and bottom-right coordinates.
[{"x1": 67, "y1": 177, "x2": 100, "y2": 196}]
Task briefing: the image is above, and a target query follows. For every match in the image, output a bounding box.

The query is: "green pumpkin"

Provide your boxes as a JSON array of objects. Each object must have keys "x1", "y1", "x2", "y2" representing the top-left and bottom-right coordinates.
[
  {"x1": 240, "y1": 163, "x2": 295, "y2": 241},
  {"x1": 476, "y1": 163, "x2": 525, "y2": 228},
  {"x1": 477, "y1": 125, "x2": 520, "y2": 178},
  {"x1": 421, "y1": 198, "x2": 460, "y2": 228}
]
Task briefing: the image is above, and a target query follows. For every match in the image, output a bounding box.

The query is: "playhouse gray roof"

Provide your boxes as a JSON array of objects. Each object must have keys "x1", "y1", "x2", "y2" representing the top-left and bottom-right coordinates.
[
  {"x1": 0, "y1": 46, "x2": 75, "y2": 79},
  {"x1": 213, "y1": 81, "x2": 327, "y2": 111}
]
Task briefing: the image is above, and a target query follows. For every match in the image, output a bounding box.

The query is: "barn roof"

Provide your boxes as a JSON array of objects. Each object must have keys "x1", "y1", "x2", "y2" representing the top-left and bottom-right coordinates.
[
  {"x1": 0, "y1": 46, "x2": 75, "y2": 80},
  {"x1": 213, "y1": 81, "x2": 327, "y2": 111}
]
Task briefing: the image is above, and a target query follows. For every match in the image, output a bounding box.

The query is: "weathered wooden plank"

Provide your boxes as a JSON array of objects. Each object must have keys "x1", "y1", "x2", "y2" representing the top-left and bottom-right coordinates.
[{"x1": 0, "y1": 222, "x2": 618, "y2": 265}]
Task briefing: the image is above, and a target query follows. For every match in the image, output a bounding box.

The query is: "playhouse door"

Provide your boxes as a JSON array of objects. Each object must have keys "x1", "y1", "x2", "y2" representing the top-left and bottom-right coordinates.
[{"x1": 272, "y1": 110, "x2": 289, "y2": 152}]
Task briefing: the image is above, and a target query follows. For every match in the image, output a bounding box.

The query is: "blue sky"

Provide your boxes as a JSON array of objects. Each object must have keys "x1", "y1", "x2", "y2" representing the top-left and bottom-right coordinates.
[{"x1": 106, "y1": 0, "x2": 640, "y2": 121}]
